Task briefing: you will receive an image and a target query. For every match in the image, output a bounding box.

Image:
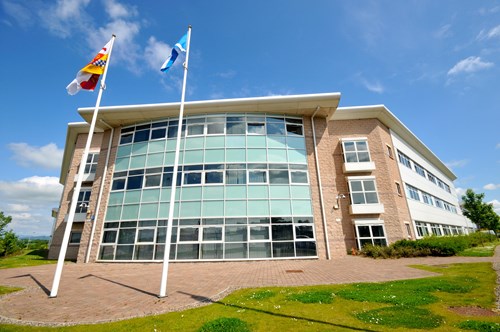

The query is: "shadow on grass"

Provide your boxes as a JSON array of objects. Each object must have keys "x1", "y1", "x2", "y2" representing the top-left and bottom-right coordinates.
[
  {"x1": 179, "y1": 291, "x2": 379, "y2": 332},
  {"x1": 26, "y1": 249, "x2": 49, "y2": 258},
  {"x1": 10, "y1": 274, "x2": 50, "y2": 296},
  {"x1": 78, "y1": 274, "x2": 158, "y2": 297}
]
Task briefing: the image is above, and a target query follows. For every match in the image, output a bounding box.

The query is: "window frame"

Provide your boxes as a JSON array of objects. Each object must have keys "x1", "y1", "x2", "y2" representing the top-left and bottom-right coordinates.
[
  {"x1": 347, "y1": 176, "x2": 380, "y2": 205},
  {"x1": 341, "y1": 138, "x2": 372, "y2": 163}
]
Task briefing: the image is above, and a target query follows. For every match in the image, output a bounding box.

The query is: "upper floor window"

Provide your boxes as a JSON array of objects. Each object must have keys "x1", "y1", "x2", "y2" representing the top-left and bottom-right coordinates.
[
  {"x1": 75, "y1": 188, "x2": 91, "y2": 213},
  {"x1": 342, "y1": 140, "x2": 371, "y2": 163},
  {"x1": 406, "y1": 184, "x2": 420, "y2": 201},
  {"x1": 84, "y1": 153, "x2": 99, "y2": 174},
  {"x1": 348, "y1": 177, "x2": 379, "y2": 205},
  {"x1": 414, "y1": 163, "x2": 426, "y2": 177},
  {"x1": 397, "y1": 150, "x2": 412, "y2": 169}
]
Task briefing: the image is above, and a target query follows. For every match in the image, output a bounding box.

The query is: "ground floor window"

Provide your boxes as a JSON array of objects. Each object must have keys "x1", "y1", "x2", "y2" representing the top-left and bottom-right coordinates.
[
  {"x1": 353, "y1": 219, "x2": 387, "y2": 249},
  {"x1": 69, "y1": 232, "x2": 82, "y2": 244},
  {"x1": 98, "y1": 216, "x2": 316, "y2": 261}
]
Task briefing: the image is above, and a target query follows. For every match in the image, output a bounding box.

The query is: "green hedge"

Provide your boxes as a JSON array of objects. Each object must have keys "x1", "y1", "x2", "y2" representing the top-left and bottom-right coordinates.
[{"x1": 361, "y1": 232, "x2": 496, "y2": 259}]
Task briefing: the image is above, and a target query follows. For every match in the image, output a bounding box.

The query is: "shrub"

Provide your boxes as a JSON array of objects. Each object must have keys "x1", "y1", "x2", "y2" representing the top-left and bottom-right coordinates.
[
  {"x1": 458, "y1": 320, "x2": 500, "y2": 332},
  {"x1": 361, "y1": 233, "x2": 496, "y2": 259},
  {"x1": 287, "y1": 290, "x2": 335, "y2": 304},
  {"x1": 198, "y1": 317, "x2": 250, "y2": 332}
]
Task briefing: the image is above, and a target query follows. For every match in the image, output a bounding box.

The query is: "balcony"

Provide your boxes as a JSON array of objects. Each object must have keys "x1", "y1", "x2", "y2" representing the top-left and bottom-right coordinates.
[
  {"x1": 349, "y1": 203, "x2": 385, "y2": 215},
  {"x1": 343, "y1": 161, "x2": 376, "y2": 173}
]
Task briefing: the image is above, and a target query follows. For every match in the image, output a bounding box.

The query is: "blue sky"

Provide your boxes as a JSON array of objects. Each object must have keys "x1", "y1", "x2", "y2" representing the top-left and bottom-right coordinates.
[{"x1": 1, "y1": 0, "x2": 499, "y2": 236}]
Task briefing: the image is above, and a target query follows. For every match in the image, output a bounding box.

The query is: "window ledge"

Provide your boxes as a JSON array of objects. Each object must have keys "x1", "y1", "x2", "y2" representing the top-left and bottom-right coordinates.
[
  {"x1": 349, "y1": 203, "x2": 384, "y2": 215},
  {"x1": 64, "y1": 213, "x2": 87, "y2": 222},
  {"x1": 343, "y1": 162, "x2": 376, "y2": 173},
  {"x1": 74, "y1": 173, "x2": 95, "y2": 182}
]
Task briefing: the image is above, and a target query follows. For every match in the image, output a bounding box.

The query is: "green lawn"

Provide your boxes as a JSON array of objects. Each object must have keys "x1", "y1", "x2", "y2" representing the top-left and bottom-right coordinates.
[
  {"x1": 0, "y1": 249, "x2": 56, "y2": 269},
  {"x1": 459, "y1": 241, "x2": 499, "y2": 257},
  {"x1": 0, "y1": 262, "x2": 499, "y2": 331}
]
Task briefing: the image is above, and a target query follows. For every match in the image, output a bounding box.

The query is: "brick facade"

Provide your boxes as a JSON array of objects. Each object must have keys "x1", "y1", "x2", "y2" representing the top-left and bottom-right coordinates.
[{"x1": 48, "y1": 132, "x2": 104, "y2": 261}]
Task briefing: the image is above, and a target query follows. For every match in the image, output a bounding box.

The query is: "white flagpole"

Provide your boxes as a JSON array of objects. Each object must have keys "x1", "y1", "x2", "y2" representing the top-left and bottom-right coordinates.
[
  {"x1": 50, "y1": 34, "x2": 116, "y2": 298},
  {"x1": 159, "y1": 25, "x2": 192, "y2": 298}
]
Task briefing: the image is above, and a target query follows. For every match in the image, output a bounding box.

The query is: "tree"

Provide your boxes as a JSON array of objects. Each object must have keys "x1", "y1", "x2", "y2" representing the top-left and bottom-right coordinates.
[
  {"x1": 461, "y1": 189, "x2": 500, "y2": 232},
  {"x1": 0, "y1": 211, "x2": 21, "y2": 256}
]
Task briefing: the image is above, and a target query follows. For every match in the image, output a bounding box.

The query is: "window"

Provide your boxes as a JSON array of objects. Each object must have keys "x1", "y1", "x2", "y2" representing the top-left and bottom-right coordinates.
[
  {"x1": 226, "y1": 170, "x2": 246, "y2": 184},
  {"x1": 205, "y1": 171, "x2": 224, "y2": 184},
  {"x1": 405, "y1": 223, "x2": 412, "y2": 238},
  {"x1": 248, "y1": 170, "x2": 267, "y2": 183},
  {"x1": 84, "y1": 153, "x2": 99, "y2": 174},
  {"x1": 386, "y1": 145, "x2": 393, "y2": 159},
  {"x1": 354, "y1": 221, "x2": 387, "y2": 248},
  {"x1": 422, "y1": 192, "x2": 433, "y2": 205},
  {"x1": 183, "y1": 172, "x2": 202, "y2": 185},
  {"x1": 75, "y1": 189, "x2": 91, "y2": 213},
  {"x1": 247, "y1": 122, "x2": 265, "y2": 135},
  {"x1": 348, "y1": 178, "x2": 379, "y2": 204},
  {"x1": 427, "y1": 172, "x2": 437, "y2": 184},
  {"x1": 290, "y1": 171, "x2": 308, "y2": 184},
  {"x1": 397, "y1": 151, "x2": 412, "y2": 169},
  {"x1": 342, "y1": 140, "x2": 371, "y2": 163},
  {"x1": 430, "y1": 224, "x2": 442, "y2": 236},
  {"x1": 414, "y1": 163, "x2": 426, "y2": 177},
  {"x1": 395, "y1": 182, "x2": 402, "y2": 196},
  {"x1": 69, "y1": 232, "x2": 82, "y2": 244},
  {"x1": 406, "y1": 184, "x2": 420, "y2": 201},
  {"x1": 415, "y1": 221, "x2": 429, "y2": 237}
]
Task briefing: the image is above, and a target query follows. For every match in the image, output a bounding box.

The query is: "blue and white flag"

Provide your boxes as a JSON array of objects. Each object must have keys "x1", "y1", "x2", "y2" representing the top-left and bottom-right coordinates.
[{"x1": 160, "y1": 33, "x2": 188, "y2": 73}]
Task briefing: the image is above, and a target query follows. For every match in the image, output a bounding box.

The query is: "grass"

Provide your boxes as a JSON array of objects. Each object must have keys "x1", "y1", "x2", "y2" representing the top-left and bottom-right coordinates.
[
  {"x1": 0, "y1": 249, "x2": 57, "y2": 269},
  {"x1": 0, "y1": 262, "x2": 498, "y2": 331},
  {"x1": 458, "y1": 241, "x2": 499, "y2": 257},
  {"x1": 0, "y1": 285, "x2": 22, "y2": 296}
]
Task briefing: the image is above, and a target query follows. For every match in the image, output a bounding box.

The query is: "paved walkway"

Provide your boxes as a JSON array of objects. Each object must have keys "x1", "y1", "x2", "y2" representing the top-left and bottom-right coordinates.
[{"x1": 0, "y1": 253, "x2": 498, "y2": 326}]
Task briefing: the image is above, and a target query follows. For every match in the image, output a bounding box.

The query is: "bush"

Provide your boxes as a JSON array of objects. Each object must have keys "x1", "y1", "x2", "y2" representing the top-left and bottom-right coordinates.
[
  {"x1": 198, "y1": 317, "x2": 250, "y2": 332},
  {"x1": 361, "y1": 233, "x2": 496, "y2": 259}
]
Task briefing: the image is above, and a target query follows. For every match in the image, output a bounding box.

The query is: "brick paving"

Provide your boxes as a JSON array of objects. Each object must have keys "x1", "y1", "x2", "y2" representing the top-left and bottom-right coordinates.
[{"x1": 0, "y1": 254, "x2": 498, "y2": 326}]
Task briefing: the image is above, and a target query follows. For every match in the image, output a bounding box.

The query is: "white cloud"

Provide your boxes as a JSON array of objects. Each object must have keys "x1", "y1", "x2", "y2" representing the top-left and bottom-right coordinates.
[
  {"x1": 455, "y1": 187, "x2": 467, "y2": 197},
  {"x1": 0, "y1": 176, "x2": 62, "y2": 236},
  {"x1": 362, "y1": 78, "x2": 385, "y2": 94},
  {"x1": 8, "y1": 142, "x2": 63, "y2": 170},
  {"x1": 216, "y1": 70, "x2": 237, "y2": 79},
  {"x1": 489, "y1": 199, "x2": 500, "y2": 215},
  {"x1": 434, "y1": 24, "x2": 452, "y2": 39},
  {"x1": 477, "y1": 25, "x2": 500, "y2": 40},
  {"x1": 144, "y1": 36, "x2": 171, "y2": 71},
  {"x1": 2, "y1": 0, "x2": 34, "y2": 28},
  {"x1": 103, "y1": 0, "x2": 137, "y2": 19},
  {"x1": 496, "y1": 143, "x2": 500, "y2": 149},
  {"x1": 447, "y1": 56, "x2": 494, "y2": 76},
  {"x1": 2, "y1": 0, "x2": 175, "y2": 77},
  {"x1": 484, "y1": 183, "x2": 500, "y2": 190},
  {"x1": 445, "y1": 159, "x2": 469, "y2": 169},
  {"x1": 7, "y1": 204, "x2": 31, "y2": 212},
  {"x1": 39, "y1": 0, "x2": 91, "y2": 38}
]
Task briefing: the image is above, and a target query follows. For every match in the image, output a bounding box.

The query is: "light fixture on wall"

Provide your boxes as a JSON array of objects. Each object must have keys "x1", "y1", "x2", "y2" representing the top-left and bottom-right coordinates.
[{"x1": 334, "y1": 194, "x2": 346, "y2": 210}]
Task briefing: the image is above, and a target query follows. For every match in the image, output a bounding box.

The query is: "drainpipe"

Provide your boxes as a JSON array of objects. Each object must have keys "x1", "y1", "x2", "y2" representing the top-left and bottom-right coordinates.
[
  {"x1": 85, "y1": 120, "x2": 114, "y2": 263},
  {"x1": 311, "y1": 107, "x2": 331, "y2": 260}
]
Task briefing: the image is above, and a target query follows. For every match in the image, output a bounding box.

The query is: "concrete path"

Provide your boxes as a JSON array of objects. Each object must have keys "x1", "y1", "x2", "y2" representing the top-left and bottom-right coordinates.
[{"x1": 0, "y1": 254, "x2": 498, "y2": 326}]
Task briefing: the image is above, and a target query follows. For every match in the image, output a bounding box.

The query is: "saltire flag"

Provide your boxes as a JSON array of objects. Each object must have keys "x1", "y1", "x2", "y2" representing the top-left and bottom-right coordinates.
[
  {"x1": 160, "y1": 33, "x2": 187, "y2": 73},
  {"x1": 66, "y1": 38, "x2": 113, "y2": 95}
]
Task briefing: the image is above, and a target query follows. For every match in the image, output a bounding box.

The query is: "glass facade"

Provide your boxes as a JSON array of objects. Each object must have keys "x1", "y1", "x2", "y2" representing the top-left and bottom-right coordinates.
[{"x1": 98, "y1": 114, "x2": 317, "y2": 261}]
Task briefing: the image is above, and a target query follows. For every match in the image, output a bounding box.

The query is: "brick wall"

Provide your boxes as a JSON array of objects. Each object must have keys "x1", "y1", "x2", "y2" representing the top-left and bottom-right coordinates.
[
  {"x1": 306, "y1": 116, "x2": 413, "y2": 259},
  {"x1": 48, "y1": 132, "x2": 104, "y2": 261}
]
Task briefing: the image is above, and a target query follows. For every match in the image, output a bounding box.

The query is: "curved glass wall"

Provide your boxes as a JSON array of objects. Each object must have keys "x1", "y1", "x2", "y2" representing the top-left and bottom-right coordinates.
[{"x1": 98, "y1": 114, "x2": 316, "y2": 261}]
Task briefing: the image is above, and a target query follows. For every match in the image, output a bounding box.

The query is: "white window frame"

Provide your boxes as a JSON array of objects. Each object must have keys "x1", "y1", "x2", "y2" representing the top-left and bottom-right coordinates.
[
  {"x1": 353, "y1": 219, "x2": 387, "y2": 249},
  {"x1": 348, "y1": 176, "x2": 380, "y2": 205},
  {"x1": 341, "y1": 137, "x2": 371, "y2": 163}
]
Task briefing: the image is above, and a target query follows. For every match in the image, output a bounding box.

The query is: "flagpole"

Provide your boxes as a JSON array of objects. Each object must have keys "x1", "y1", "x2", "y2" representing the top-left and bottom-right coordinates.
[
  {"x1": 50, "y1": 34, "x2": 116, "y2": 298},
  {"x1": 159, "y1": 25, "x2": 192, "y2": 298}
]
